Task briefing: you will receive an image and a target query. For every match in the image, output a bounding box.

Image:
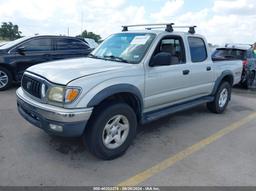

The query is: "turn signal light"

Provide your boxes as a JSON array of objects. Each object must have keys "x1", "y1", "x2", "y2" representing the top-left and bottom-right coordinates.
[{"x1": 65, "y1": 88, "x2": 80, "y2": 103}]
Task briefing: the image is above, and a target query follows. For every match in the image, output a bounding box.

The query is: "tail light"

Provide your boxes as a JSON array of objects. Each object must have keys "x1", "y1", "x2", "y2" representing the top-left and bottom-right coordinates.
[{"x1": 243, "y1": 60, "x2": 248, "y2": 68}]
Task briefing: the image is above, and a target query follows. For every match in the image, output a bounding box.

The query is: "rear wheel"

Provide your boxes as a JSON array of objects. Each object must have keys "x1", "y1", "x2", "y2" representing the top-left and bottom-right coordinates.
[
  {"x1": 83, "y1": 102, "x2": 137, "y2": 160},
  {"x1": 247, "y1": 71, "x2": 255, "y2": 88},
  {"x1": 0, "y1": 67, "x2": 12, "y2": 91},
  {"x1": 207, "y1": 82, "x2": 231, "y2": 114}
]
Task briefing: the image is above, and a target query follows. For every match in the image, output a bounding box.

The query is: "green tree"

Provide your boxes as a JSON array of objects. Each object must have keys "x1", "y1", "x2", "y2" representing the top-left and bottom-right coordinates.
[
  {"x1": 77, "y1": 30, "x2": 101, "y2": 42},
  {"x1": 0, "y1": 22, "x2": 22, "y2": 40}
]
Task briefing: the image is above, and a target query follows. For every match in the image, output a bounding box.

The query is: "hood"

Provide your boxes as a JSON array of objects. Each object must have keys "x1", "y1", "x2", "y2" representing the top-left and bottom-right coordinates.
[
  {"x1": 27, "y1": 57, "x2": 130, "y2": 85},
  {"x1": 0, "y1": 48, "x2": 7, "y2": 54}
]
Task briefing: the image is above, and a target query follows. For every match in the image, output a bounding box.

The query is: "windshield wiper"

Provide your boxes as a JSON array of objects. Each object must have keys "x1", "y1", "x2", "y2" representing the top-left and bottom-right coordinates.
[
  {"x1": 88, "y1": 53, "x2": 99, "y2": 59},
  {"x1": 103, "y1": 55, "x2": 129, "y2": 63}
]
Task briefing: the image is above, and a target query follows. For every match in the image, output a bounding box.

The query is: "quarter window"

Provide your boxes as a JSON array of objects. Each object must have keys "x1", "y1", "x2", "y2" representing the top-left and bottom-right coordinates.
[{"x1": 188, "y1": 37, "x2": 207, "y2": 62}]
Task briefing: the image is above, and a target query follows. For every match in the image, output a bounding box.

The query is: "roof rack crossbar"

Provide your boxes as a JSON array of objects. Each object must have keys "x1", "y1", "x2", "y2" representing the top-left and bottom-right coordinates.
[
  {"x1": 172, "y1": 26, "x2": 197, "y2": 34},
  {"x1": 122, "y1": 24, "x2": 197, "y2": 34},
  {"x1": 122, "y1": 23, "x2": 174, "y2": 32}
]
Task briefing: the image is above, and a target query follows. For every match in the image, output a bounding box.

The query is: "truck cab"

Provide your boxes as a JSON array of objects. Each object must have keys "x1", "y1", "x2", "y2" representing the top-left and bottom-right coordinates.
[{"x1": 16, "y1": 24, "x2": 243, "y2": 160}]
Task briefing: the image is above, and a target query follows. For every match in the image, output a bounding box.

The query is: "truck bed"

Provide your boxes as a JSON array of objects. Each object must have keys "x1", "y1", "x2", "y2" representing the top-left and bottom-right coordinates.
[{"x1": 213, "y1": 59, "x2": 243, "y2": 85}]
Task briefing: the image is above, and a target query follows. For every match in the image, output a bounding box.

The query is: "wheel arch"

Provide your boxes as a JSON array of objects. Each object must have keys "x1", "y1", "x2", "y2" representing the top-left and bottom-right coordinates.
[
  {"x1": 212, "y1": 70, "x2": 234, "y2": 96},
  {"x1": 0, "y1": 63, "x2": 15, "y2": 80},
  {"x1": 87, "y1": 84, "x2": 143, "y2": 121}
]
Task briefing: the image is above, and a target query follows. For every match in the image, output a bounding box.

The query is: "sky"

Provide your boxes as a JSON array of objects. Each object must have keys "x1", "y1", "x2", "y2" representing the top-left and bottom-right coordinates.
[{"x1": 0, "y1": 0, "x2": 255, "y2": 45}]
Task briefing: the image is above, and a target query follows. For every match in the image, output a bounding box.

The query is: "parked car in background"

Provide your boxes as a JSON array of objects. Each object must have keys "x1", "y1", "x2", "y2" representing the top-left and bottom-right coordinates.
[
  {"x1": 0, "y1": 41, "x2": 8, "y2": 47},
  {"x1": 212, "y1": 44, "x2": 256, "y2": 88},
  {"x1": 17, "y1": 24, "x2": 243, "y2": 160},
  {"x1": 0, "y1": 35, "x2": 92, "y2": 90}
]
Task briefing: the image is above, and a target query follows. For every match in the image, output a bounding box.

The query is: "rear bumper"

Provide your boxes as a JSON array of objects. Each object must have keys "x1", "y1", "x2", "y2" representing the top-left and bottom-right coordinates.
[{"x1": 16, "y1": 88, "x2": 93, "y2": 137}]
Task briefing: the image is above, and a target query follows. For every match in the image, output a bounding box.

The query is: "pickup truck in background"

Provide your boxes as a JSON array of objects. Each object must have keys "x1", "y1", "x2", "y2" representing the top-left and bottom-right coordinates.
[
  {"x1": 0, "y1": 35, "x2": 92, "y2": 91},
  {"x1": 212, "y1": 44, "x2": 256, "y2": 88},
  {"x1": 16, "y1": 24, "x2": 243, "y2": 160}
]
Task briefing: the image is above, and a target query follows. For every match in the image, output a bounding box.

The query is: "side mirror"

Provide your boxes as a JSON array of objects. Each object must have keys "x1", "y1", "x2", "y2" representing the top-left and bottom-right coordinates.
[
  {"x1": 17, "y1": 47, "x2": 26, "y2": 55},
  {"x1": 149, "y1": 52, "x2": 172, "y2": 67}
]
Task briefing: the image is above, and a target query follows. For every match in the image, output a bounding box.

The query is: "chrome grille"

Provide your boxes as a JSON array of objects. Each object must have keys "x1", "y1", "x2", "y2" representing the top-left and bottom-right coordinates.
[{"x1": 22, "y1": 75, "x2": 42, "y2": 99}]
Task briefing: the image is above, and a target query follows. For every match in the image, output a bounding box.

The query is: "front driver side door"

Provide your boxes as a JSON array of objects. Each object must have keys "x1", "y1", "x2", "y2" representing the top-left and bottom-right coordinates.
[
  {"x1": 144, "y1": 35, "x2": 193, "y2": 112},
  {"x1": 11, "y1": 37, "x2": 53, "y2": 80}
]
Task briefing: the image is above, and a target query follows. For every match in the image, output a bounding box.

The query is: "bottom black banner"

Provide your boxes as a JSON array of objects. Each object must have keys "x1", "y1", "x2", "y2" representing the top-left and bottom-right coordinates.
[{"x1": 0, "y1": 187, "x2": 256, "y2": 191}]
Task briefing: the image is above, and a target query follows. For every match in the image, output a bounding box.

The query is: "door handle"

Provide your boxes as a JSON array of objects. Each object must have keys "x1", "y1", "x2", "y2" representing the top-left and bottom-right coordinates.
[
  {"x1": 183, "y1": 70, "x2": 190, "y2": 75},
  {"x1": 206, "y1": 66, "x2": 212, "y2": 71}
]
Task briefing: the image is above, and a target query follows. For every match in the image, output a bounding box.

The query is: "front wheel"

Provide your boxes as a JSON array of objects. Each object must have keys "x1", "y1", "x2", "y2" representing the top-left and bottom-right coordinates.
[
  {"x1": 83, "y1": 102, "x2": 137, "y2": 160},
  {"x1": 207, "y1": 82, "x2": 231, "y2": 114},
  {"x1": 0, "y1": 67, "x2": 12, "y2": 91}
]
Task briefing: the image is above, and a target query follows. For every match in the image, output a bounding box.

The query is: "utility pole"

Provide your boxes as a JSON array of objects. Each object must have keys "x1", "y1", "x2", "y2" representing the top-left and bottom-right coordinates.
[
  {"x1": 81, "y1": 10, "x2": 84, "y2": 34},
  {"x1": 67, "y1": 27, "x2": 69, "y2": 36}
]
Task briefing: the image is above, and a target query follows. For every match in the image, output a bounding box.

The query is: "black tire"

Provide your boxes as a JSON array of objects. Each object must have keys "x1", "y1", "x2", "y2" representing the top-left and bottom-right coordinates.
[
  {"x1": 83, "y1": 102, "x2": 137, "y2": 160},
  {"x1": 207, "y1": 82, "x2": 231, "y2": 114},
  {"x1": 247, "y1": 71, "x2": 255, "y2": 88},
  {"x1": 0, "y1": 66, "x2": 12, "y2": 91},
  {"x1": 240, "y1": 81, "x2": 249, "y2": 89}
]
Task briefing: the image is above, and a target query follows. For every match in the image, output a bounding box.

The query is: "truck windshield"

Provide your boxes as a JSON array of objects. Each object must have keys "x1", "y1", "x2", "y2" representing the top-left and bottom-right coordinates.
[{"x1": 90, "y1": 33, "x2": 156, "y2": 64}]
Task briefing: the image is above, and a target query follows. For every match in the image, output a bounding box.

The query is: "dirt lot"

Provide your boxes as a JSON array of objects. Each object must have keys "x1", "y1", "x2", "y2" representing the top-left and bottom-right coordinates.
[{"x1": 0, "y1": 86, "x2": 255, "y2": 186}]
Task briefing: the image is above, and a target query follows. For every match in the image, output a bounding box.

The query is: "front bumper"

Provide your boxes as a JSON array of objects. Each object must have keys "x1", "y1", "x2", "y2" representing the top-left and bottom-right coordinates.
[{"x1": 16, "y1": 88, "x2": 93, "y2": 137}]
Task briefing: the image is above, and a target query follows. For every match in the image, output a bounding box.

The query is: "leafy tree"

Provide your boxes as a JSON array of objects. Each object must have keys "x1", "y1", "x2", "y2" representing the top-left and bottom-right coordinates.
[
  {"x1": 0, "y1": 22, "x2": 22, "y2": 40},
  {"x1": 77, "y1": 30, "x2": 101, "y2": 42}
]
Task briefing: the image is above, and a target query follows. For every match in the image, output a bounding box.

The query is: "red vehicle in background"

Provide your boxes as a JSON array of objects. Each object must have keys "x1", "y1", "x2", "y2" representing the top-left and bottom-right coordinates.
[{"x1": 212, "y1": 44, "x2": 256, "y2": 89}]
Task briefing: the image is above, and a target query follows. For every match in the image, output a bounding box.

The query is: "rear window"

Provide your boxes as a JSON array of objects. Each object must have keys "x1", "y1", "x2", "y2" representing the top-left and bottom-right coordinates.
[
  {"x1": 212, "y1": 48, "x2": 246, "y2": 60},
  {"x1": 56, "y1": 38, "x2": 89, "y2": 50}
]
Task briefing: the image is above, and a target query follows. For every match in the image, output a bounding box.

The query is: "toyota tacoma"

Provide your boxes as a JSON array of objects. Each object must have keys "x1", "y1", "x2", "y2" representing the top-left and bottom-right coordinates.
[{"x1": 16, "y1": 24, "x2": 243, "y2": 160}]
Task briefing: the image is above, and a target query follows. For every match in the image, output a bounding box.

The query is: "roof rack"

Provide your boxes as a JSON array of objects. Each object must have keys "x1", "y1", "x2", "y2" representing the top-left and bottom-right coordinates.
[
  {"x1": 174, "y1": 26, "x2": 197, "y2": 34},
  {"x1": 122, "y1": 23, "x2": 197, "y2": 34},
  {"x1": 122, "y1": 23, "x2": 174, "y2": 32}
]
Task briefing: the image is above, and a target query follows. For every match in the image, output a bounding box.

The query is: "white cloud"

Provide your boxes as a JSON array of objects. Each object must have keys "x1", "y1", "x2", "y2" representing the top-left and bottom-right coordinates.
[
  {"x1": 213, "y1": 0, "x2": 256, "y2": 15},
  {"x1": 0, "y1": 0, "x2": 146, "y2": 37},
  {"x1": 151, "y1": 0, "x2": 184, "y2": 22},
  {"x1": 168, "y1": 0, "x2": 256, "y2": 44},
  {"x1": 0, "y1": 0, "x2": 77, "y2": 21},
  {"x1": 0, "y1": 0, "x2": 255, "y2": 45}
]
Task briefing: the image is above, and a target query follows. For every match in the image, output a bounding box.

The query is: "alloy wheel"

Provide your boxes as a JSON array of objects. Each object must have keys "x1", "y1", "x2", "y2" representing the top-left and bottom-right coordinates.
[
  {"x1": 102, "y1": 114, "x2": 130, "y2": 150},
  {"x1": 0, "y1": 70, "x2": 8, "y2": 89}
]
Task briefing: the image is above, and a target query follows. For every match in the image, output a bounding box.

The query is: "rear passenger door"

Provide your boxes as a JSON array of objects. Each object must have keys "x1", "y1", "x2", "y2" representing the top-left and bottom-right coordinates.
[
  {"x1": 52, "y1": 38, "x2": 91, "y2": 61},
  {"x1": 186, "y1": 36, "x2": 215, "y2": 96}
]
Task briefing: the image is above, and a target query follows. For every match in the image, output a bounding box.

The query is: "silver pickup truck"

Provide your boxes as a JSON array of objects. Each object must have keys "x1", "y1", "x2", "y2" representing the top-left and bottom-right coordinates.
[{"x1": 16, "y1": 24, "x2": 243, "y2": 160}]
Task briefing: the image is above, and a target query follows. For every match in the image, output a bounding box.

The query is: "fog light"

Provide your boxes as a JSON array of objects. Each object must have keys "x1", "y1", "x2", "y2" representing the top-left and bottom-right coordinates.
[{"x1": 49, "y1": 124, "x2": 63, "y2": 132}]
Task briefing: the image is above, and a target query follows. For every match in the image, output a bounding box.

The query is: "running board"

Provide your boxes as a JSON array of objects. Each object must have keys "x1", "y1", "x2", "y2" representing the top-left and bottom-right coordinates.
[{"x1": 142, "y1": 96, "x2": 214, "y2": 124}]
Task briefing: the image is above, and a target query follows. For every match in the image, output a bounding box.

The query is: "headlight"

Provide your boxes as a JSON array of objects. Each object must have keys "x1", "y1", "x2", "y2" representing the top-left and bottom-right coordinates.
[
  {"x1": 48, "y1": 86, "x2": 65, "y2": 103},
  {"x1": 47, "y1": 86, "x2": 81, "y2": 103}
]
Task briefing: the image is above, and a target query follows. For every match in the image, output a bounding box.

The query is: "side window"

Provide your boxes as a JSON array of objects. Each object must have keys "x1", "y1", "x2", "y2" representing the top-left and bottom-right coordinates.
[
  {"x1": 21, "y1": 38, "x2": 51, "y2": 51},
  {"x1": 188, "y1": 37, "x2": 207, "y2": 62},
  {"x1": 153, "y1": 36, "x2": 186, "y2": 65},
  {"x1": 247, "y1": 50, "x2": 256, "y2": 59},
  {"x1": 56, "y1": 38, "x2": 89, "y2": 50}
]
